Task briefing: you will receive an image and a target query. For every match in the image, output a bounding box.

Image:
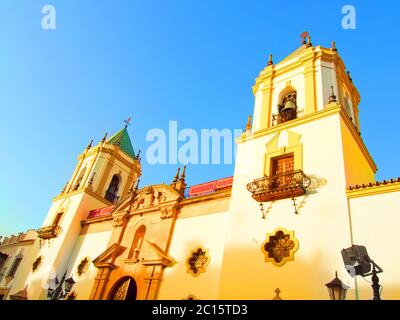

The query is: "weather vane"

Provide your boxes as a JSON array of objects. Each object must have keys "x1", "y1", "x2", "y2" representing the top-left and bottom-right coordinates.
[
  {"x1": 124, "y1": 117, "x2": 132, "y2": 128},
  {"x1": 300, "y1": 31, "x2": 309, "y2": 44}
]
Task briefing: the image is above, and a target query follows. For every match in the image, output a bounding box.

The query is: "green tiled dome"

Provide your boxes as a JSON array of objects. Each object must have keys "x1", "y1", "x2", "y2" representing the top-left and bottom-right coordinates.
[{"x1": 106, "y1": 127, "x2": 136, "y2": 159}]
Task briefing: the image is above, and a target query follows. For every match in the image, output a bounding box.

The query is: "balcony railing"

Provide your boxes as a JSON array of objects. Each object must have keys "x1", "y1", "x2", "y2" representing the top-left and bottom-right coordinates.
[
  {"x1": 37, "y1": 225, "x2": 61, "y2": 240},
  {"x1": 247, "y1": 169, "x2": 311, "y2": 202},
  {"x1": 105, "y1": 191, "x2": 120, "y2": 204}
]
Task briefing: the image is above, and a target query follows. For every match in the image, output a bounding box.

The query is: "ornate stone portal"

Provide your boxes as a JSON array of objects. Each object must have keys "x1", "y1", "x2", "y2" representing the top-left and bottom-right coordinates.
[{"x1": 261, "y1": 228, "x2": 299, "y2": 267}]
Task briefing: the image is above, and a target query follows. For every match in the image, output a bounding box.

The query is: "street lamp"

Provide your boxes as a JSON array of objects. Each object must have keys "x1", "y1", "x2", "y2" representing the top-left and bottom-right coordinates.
[
  {"x1": 325, "y1": 271, "x2": 348, "y2": 300},
  {"x1": 341, "y1": 245, "x2": 383, "y2": 300},
  {"x1": 47, "y1": 271, "x2": 75, "y2": 300}
]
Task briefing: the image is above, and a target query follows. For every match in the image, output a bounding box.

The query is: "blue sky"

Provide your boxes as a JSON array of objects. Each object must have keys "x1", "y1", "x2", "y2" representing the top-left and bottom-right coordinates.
[{"x1": 1, "y1": 0, "x2": 399, "y2": 236}]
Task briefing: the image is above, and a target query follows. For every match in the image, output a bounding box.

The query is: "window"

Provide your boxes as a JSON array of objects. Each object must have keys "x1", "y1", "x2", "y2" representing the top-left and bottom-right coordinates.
[
  {"x1": 128, "y1": 225, "x2": 146, "y2": 261},
  {"x1": 0, "y1": 252, "x2": 8, "y2": 271},
  {"x1": 7, "y1": 253, "x2": 23, "y2": 278},
  {"x1": 52, "y1": 212, "x2": 63, "y2": 227},
  {"x1": 270, "y1": 154, "x2": 294, "y2": 187},
  {"x1": 105, "y1": 175, "x2": 120, "y2": 203}
]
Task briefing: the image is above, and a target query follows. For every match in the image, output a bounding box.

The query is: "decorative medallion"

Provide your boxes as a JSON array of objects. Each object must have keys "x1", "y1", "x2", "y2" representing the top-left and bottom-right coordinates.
[
  {"x1": 261, "y1": 228, "x2": 299, "y2": 267},
  {"x1": 32, "y1": 256, "x2": 43, "y2": 273},
  {"x1": 186, "y1": 246, "x2": 210, "y2": 277},
  {"x1": 77, "y1": 257, "x2": 90, "y2": 277}
]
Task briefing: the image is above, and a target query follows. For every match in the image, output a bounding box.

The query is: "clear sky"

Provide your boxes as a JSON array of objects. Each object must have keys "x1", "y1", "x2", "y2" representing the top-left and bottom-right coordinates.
[{"x1": 1, "y1": 0, "x2": 399, "y2": 236}]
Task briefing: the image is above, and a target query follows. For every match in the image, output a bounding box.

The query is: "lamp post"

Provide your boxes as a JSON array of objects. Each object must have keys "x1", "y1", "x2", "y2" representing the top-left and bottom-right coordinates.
[
  {"x1": 341, "y1": 245, "x2": 383, "y2": 300},
  {"x1": 47, "y1": 271, "x2": 75, "y2": 300},
  {"x1": 325, "y1": 272, "x2": 348, "y2": 300}
]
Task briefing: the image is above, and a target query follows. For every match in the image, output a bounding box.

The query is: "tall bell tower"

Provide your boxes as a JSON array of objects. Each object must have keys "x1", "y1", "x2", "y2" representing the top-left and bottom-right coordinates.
[
  {"x1": 27, "y1": 125, "x2": 141, "y2": 299},
  {"x1": 218, "y1": 36, "x2": 377, "y2": 299}
]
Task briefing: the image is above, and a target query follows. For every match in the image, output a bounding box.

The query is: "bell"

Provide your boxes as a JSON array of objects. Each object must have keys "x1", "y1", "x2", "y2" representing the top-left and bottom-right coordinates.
[{"x1": 281, "y1": 100, "x2": 296, "y2": 112}]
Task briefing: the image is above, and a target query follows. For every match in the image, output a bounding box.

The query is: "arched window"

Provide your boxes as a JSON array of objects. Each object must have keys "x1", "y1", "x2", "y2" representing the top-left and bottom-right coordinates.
[
  {"x1": 105, "y1": 175, "x2": 120, "y2": 203},
  {"x1": 73, "y1": 167, "x2": 87, "y2": 190},
  {"x1": 273, "y1": 88, "x2": 297, "y2": 125},
  {"x1": 128, "y1": 225, "x2": 146, "y2": 261},
  {"x1": 108, "y1": 276, "x2": 137, "y2": 300}
]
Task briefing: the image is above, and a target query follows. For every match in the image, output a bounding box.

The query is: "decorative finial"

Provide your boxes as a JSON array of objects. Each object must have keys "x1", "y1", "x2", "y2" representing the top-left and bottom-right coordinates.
[
  {"x1": 267, "y1": 54, "x2": 273, "y2": 66},
  {"x1": 180, "y1": 165, "x2": 186, "y2": 181},
  {"x1": 61, "y1": 181, "x2": 68, "y2": 193},
  {"x1": 101, "y1": 132, "x2": 108, "y2": 143},
  {"x1": 329, "y1": 85, "x2": 337, "y2": 103},
  {"x1": 173, "y1": 167, "x2": 181, "y2": 183},
  {"x1": 300, "y1": 31, "x2": 309, "y2": 45},
  {"x1": 246, "y1": 115, "x2": 252, "y2": 131},
  {"x1": 306, "y1": 35, "x2": 312, "y2": 47},
  {"x1": 86, "y1": 139, "x2": 93, "y2": 150},
  {"x1": 135, "y1": 179, "x2": 140, "y2": 191},
  {"x1": 347, "y1": 71, "x2": 353, "y2": 82},
  {"x1": 136, "y1": 149, "x2": 141, "y2": 160},
  {"x1": 331, "y1": 41, "x2": 337, "y2": 52},
  {"x1": 335, "y1": 271, "x2": 338, "y2": 278},
  {"x1": 124, "y1": 117, "x2": 132, "y2": 129}
]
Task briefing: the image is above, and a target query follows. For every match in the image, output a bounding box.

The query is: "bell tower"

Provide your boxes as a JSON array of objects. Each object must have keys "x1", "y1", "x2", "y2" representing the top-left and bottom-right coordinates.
[
  {"x1": 252, "y1": 37, "x2": 361, "y2": 136},
  {"x1": 218, "y1": 36, "x2": 377, "y2": 300},
  {"x1": 27, "y1": 125, "x2": 141, "y2": 299}
]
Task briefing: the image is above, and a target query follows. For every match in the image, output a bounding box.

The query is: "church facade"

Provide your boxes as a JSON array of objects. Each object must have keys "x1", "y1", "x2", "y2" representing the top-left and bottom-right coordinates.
[{"x1": 1, "y1": 38, "x2": 400, "y2": 300}]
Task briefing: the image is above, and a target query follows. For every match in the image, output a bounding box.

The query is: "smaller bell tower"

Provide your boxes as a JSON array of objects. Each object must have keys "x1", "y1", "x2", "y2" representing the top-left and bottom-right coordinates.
[{"x1": 28, "y1": 125, "x2": 141, "y2": 299}]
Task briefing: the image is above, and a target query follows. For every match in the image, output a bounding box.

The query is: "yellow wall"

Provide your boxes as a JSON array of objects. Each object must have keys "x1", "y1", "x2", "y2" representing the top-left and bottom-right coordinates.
[
  {"x1": 340, "y1": 116, "x2": 375, "y2": 186},
  {"x1": 66, "y1": 230, "x2": 112, "y2": 300},
  {"x1": 158, "y1": 211, "x2": 229, "y2": 300}
]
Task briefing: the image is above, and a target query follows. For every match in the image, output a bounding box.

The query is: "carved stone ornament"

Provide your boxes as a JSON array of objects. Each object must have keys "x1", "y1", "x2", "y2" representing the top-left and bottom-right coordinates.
[
  {"x1": 32, "y1": 256, "x2": 43, "y2": 272},
  {"x1": 261, "y1": 228, "x2": 299, "y2": 267},
  {"x1": 110, "y1": 184, "x2": 181, "y2": 218},
  {"x1": 113, "y1": 213, "x2": 128, "y2": 227},
  {"x1": 186, "y1": 246, "x2": 210, "y2": 277},
  {"x1": 159, "y1": 205, "x2": 177, "y2": 219},
  {"x1": 77, "y1": 257, "x2": 90, "y2": 277}
]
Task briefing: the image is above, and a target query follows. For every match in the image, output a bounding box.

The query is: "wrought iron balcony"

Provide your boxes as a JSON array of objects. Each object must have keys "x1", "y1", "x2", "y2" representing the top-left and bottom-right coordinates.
[
  {"x1": 247, "y1": 169, "x2": 311, "y2": 202},
  {"x1": 37, "y1": 225, "x2": 61, "y2": 240}
]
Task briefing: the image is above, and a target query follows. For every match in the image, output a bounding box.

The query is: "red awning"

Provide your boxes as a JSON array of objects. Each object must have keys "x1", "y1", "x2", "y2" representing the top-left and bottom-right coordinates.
[
  {"x1": 188, "y1": 176, "x2": 233, "y2": 197},
  {"x1": 87, "y1": 205, "x2": 114, "y2": 219}
]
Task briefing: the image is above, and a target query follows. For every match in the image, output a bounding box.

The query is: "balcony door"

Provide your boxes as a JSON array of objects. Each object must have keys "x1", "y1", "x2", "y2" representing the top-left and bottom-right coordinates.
[{"x1": 271, "y1": 154, "x2": 294, "y2": 187}]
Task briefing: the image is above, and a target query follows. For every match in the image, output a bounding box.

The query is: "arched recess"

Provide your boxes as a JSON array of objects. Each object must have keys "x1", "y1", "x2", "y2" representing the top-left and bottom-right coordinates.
[
  {"x1": 105, "y1": 174, "x2": 121, "y2": 203},
  {"x1": 108, "y1": 276, "x2": 137, "y2": 300},
  {"x1": 128, "y1": 225, "x2": 146, "y2": 260}
]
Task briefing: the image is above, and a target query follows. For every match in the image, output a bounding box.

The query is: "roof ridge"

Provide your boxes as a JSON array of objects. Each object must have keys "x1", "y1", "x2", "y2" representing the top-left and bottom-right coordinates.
[{"x1": 347, "y1": 177, "x2": 400, "y2": 190}]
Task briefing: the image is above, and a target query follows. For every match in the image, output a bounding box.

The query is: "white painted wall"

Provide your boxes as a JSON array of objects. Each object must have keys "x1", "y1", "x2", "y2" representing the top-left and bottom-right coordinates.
[{"x1": 349, "y1": 191, "x2": 400, "y2": 300}]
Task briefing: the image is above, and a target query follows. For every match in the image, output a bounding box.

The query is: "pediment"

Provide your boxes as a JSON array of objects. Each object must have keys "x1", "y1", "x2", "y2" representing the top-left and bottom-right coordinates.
[
  {"x1": 92, "y1": 243, "x2": 126, "y2": 268},
  {"x1": 111, "y1": 184, "x2": 181, "y2": 214}
]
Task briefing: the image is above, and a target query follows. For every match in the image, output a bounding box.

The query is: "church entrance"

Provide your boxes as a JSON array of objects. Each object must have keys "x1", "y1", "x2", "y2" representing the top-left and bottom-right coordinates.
[{"x1": 108, "y1": 276, "x2": 137, "y2": 300}]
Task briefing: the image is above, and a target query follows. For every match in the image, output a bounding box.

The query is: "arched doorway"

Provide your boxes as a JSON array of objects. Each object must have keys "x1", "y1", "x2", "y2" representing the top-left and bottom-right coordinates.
[{"x1": 108, "y1": 276, "x2": 137, "y2": 300}]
